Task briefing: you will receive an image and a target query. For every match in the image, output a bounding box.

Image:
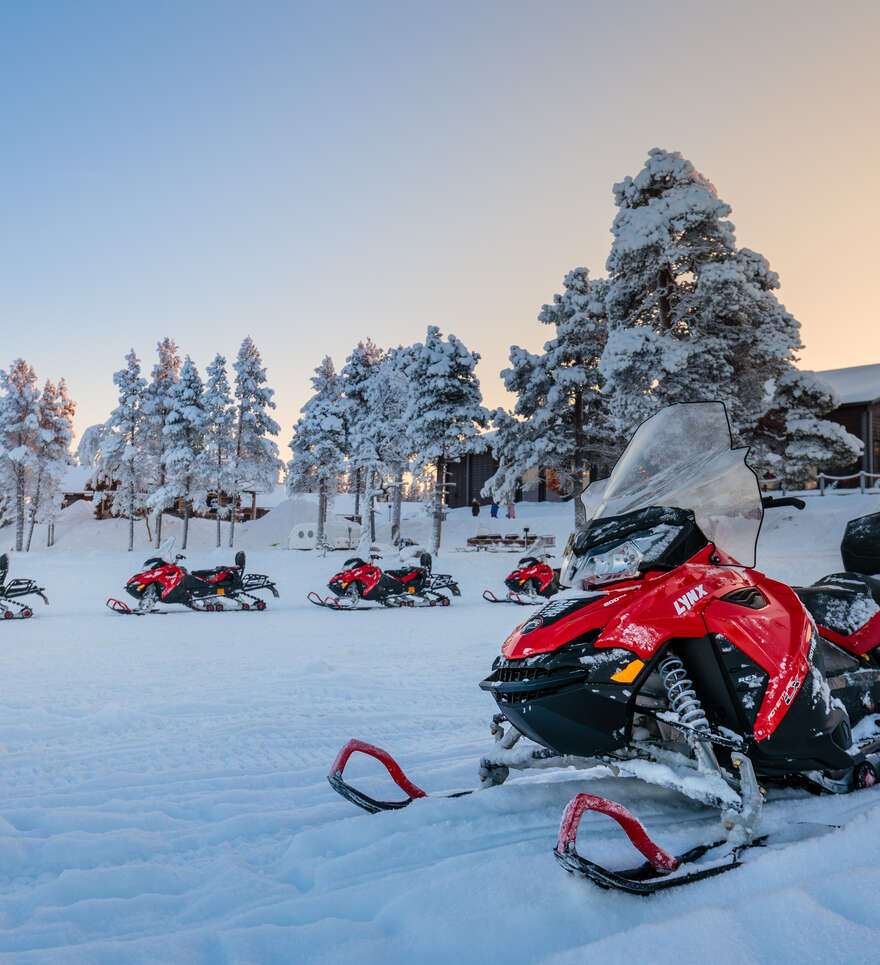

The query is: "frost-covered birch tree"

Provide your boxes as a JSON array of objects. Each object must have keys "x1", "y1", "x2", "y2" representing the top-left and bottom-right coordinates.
[
  {"x1": 404, "y1": 326, "x2": 488, "y2": 552},
  {"x1": 26, "y1": 379, "x2": 76, "y2": 550},
  {"x1": 161, "y1": 357, "x2": 209, "y2": 549},
  {"x1": 98, "y1": 350, "x2": 150, "y2": 551},
  {"x1": 0, "y1": 359, "x2": 41, "y2": 551},
  {"x1": 228, "y1": 337, "x2": 281, "y2": 547},
  {"x1": 143, "y1": 337, "x2": 182, "y2": 547},
  {"x1": 203, "y1": 354, "x2": 236, "y2": 548},
  {"x1": 287, "y1": 356, "x2": 347, "y2": 544}
]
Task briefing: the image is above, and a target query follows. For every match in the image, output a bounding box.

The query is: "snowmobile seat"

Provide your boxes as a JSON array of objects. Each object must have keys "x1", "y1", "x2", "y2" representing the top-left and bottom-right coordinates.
[
  {"x1": 841, "y1": 512, "x2": 880, "y2": 575},
  {"x1": 794, "y1": 572, "x2": 880, "y2": 636},
  {"x1": 385, "y1": 568, "x2": 422, "y2": 582}
]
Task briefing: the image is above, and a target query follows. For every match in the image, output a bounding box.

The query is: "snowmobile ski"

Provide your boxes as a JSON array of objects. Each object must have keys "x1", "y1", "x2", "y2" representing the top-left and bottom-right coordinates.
[
  {"x1": 553, "y1": 792, "x2": 763, "y2": 894},
  {"x1": 328, "y1": 738, "x2": 471, "y2": 813},
  {"x1": 481, "y1": 589, "x2": 541, "y2": 605}
]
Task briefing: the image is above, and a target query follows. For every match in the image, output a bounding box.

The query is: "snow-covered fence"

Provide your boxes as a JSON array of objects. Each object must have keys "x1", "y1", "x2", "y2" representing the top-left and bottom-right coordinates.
[
  {"x1": 817, "y1": 471, "x2": 880, "y2": 495},
  {"x1": 760, "y1": 472, "x2": 880, "y2": 496}
]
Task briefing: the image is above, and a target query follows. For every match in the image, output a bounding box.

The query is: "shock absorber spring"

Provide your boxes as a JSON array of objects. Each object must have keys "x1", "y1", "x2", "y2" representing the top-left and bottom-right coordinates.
[{"x1": 658, "y1": 652, "x2": 710, "y2": 732}]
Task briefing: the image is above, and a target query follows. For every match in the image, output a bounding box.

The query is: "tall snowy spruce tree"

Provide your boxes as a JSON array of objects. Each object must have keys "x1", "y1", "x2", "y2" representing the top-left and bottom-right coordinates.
[
  {"x1": 161, "y1": 357, "x2": 209, "y2": 549},
  {"x1": 228, "y1": 337, "x2": 281, "y2": 547},
  {"x1": 287, "y1": 356, "x2": 347, "y2": 545},
  {"x1": 365, "y1": 348, "x2": 412, "y2": 543},
  {"x1": 341, "y1": 339, "x2": 388, "y2": 539},
  {"x1": 143, "y1": 337, "x2": 182, "y2": 547},
  {"x1": 404, "y1": 326, "x2": 488, "y2": 553},
  {"x1": 26, "y1": 378, "x2": 76, "y2": 550},
  {"x1": 600, "y1": 148, "x2": 860, "y2": 477},
  {"x1": 98, "y1": 350, "x2": 150, "y2": 551},
  {"x1": 488, "y1": 268, "x2": 613, "y2": 525},
  {"x1": 0, "y1": 359, "x2": 41, "y2": 551},
  {"x1": 203, "y1": 354, "x2": 236, "y2": 548}
]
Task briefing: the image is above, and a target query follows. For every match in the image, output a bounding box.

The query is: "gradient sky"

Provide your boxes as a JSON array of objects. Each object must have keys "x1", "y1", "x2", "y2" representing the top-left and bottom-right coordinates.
[{"x1": 2, "y1": 0, "x2": 878, "y2": 447}]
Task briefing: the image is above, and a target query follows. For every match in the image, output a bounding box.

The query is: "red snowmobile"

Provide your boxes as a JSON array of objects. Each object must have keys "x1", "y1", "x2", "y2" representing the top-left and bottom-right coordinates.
[
  {"x1": 482, "y1": 554, "x2": 560, "y2": 605},
  {"x1": 327, "y1": 403, "x2": 880, "y2": 893},
  {"x1": 0, "y1": 553, "x2": 48, "y2": 619},
  {"x1": 308, "y1": 552, "x2": 461, "y2": 609},
  {"x1": 106, "y1": 539, "x2": 278, "y2": 614}
]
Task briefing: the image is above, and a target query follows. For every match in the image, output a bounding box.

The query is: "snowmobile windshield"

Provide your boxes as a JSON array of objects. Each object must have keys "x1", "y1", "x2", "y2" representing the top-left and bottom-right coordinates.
[{"x1": 580, "y1": 402, "x2": 763, "y2": 569}]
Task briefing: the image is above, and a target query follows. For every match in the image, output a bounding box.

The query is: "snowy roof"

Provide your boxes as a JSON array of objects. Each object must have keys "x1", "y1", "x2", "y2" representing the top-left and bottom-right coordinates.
[{"x1": 812, "y1": 363, "x2": 880, "y2": 405}]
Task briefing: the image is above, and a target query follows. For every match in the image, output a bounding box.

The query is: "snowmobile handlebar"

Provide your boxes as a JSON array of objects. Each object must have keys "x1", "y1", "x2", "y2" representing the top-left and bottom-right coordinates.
[{"x1": 761, "y1": 495, "x2": 806, "y2": 511}]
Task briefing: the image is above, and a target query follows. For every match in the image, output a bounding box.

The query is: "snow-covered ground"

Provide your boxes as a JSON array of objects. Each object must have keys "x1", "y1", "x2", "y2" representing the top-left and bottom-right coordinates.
[{"x1": 0, "y1": 493, "x2": 879, "y2": 963}]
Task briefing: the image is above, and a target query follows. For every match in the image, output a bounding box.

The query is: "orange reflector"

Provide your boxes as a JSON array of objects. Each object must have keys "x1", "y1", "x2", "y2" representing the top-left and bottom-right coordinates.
[
  {"x1": 217, "y1": 588, "x2": 225, "y2": 595},
  {"x1": 611, "y1": 659, "x2": 645, "y2": 684}
]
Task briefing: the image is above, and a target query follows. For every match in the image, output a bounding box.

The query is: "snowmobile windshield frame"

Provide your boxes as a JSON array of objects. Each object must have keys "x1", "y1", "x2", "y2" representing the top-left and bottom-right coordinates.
[{"x1": 582, "y1": 402, "x2": 763, "y2": 568}]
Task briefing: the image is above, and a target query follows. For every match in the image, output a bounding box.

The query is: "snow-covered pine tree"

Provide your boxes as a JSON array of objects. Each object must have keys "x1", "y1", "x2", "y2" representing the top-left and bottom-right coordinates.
[
  {"x1": 365, "y1": 348, "x2": 412, "y2": 543},
  {"x1": 287, "y1": 356, "x2": 347, "y2": 545},
  {"x1": 162, "y1": 356, "x2": 209, "y2": 549},
  {"x1": 143, "y1": 337, "x2": 182, "y2": 547},
  {"x1": 98, "y1": 350, "x2": 150, "y2": 551},
  {"x1": 76, "y1": 424, "x2": 107, "y2": 469},
  {"x1": 0, "y1": 359, "x2": 41, "y2": 550},
  {"x1": 341, "y1": 339, "x2": 388, "y2": 539},
  {"x1": 749, "y1": 371, "x2": 862, "y2": 487},
  {"x1": 487, "y1": 269, "x2": 613, "y2": 524},
  {"x1": 600, "y1": 148, "x2": 859, "y2": 480},
  {"x1": 228, "y1": 337, "x2": 281, "y2": 547},
  {"x1": 26, "y1": 378, "x2": 76, "y2": 550},
  {"x1": 203, "y1": 354, "x2": 236, "y2": 548},
  {"x1": 404, "y1": 326, "x2": 489, "y2": 552}
]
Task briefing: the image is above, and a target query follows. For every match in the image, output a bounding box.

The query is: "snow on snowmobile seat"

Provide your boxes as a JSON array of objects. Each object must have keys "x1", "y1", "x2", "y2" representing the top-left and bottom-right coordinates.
[
  {"x1": 841, "y1": 512, "x2": 880, "y2": 575},
  {"x1": 795, "y1": 573, "x2": 880, "y2": 636}
]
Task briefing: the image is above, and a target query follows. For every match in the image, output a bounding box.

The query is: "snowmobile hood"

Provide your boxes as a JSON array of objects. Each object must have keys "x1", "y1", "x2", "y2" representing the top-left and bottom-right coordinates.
[{"x1": 503, "y1": 548, "x2": 762, "y2": 661}]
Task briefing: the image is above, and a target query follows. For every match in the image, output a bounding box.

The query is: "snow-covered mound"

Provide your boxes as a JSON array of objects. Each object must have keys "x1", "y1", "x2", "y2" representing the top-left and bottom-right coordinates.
[{"x1": 0, "y1": 494, "x2": 877, "y2": 961}]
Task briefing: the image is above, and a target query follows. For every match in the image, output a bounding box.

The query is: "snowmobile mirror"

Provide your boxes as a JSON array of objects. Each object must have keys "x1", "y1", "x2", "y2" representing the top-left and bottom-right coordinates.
[
  {"x1": 175, "y1": 554, "x2": 186, "y2": 562},
  {"x1": 235, "y1": 551, "x2": 246, "y2": 570},
  {"x1": 0, "y1": 553, "x2": 7, "y2": 585}
]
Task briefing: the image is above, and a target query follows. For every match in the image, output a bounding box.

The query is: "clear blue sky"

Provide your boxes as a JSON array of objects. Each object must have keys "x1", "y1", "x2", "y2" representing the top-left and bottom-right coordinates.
[{"x1": 2, "y1": 0, "x2": 878, "y2": 445}]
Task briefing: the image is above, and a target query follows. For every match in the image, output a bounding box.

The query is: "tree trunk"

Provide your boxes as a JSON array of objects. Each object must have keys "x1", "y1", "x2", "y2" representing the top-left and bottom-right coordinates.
[
  {"x1": 573, "y1": 386, "x2": 587, "y2": 529},
  {"x1": 368, "y1": 470, "x2": 377, "y2": 542},
  {"x1": 658, "y1": 265, "x2": 673, "y2": 331},
  {"x1": 26, "y1": 469, "x2": 43, "y2": 552},
  {"x1": 228, "y1": 493, "x2": 237, "y2": 547},
  {"x1": 15, "y1": 471, "x2": 25, "y2": 552},
  {"x1": 182, "y1": 503, "x2": 190, "y2": 550},
  {"x1": 317, "y1": 478, "x2": 327, "y2": 545},
  {"x1": 431, "y1": 456, "x2": 446, "y2": 555},
  {"x1": 128, "y1": 489, "x2": 134, "y2": 552},
  {"x1": 353, "y1": 467, "x2": 361, "y2": 519},
  {"x1": 216, "y1": 506, "x2": 221, "y2": 548},
  {"x1": 155, "y1": 510, "x2": 163, "y2": 547},
  {"x1": 391, "y1": 466, "x2": 403, "y2": 544}
]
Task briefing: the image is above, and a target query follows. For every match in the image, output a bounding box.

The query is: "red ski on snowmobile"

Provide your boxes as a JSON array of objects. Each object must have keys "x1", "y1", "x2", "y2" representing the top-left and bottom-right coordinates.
[
  {"x1": 308, "y1": 553, "x2": 461, "y2": 609},
  {"x1": 482, "y1": 555, "x2": 560, "y2": 605},
  {"x1": 0, "y1": 553, "x2": 48, "y2": 619},
  {"x1": 327, "y1": 403, "x2": 880, "y2": 894},
  {"x1": 106, "y1": 539, "x2": 278, "y2": 614}
]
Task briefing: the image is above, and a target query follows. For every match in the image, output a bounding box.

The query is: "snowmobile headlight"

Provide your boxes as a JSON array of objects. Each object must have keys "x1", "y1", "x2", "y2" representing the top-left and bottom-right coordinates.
[{"x1": 579, "y1": 540, "x2": 644, "y2": 587}]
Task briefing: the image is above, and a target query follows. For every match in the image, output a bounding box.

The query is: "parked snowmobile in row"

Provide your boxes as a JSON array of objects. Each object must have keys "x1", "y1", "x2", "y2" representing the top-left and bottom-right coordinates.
[
  {"x1": 0, "y1": 553, "x2": 48, "y2": 619},
  {"x1": 106, "y1": 539, "x2": 278, "y2": 614},
  {"x1": 308, "y1": 552, "x2": 461, "y2": 609},
  {"x1": 327, "y1": 403, "x2": 880, "y2": 894},
  {"x1": 482, "y1": 554, "x2": 560, "y2": 605}
]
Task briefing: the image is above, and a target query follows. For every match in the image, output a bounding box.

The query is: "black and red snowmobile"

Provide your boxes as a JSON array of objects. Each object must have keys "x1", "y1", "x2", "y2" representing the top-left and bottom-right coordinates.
[
  {"x1": 308, "y1": 552, "x2": 461, "y2": 609},
  {"x1": 482, "y1": 554, "x2": 560, "y2": 605},
  {"x1": 0, "y1": 553, "x2": 48, "y2": 619},
  {"x1": 327, "y1": 403, "x2": 880, "y2": 894},
  {"x1": 106, "y1": 539, "x2": 278, "y2": 614}
]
